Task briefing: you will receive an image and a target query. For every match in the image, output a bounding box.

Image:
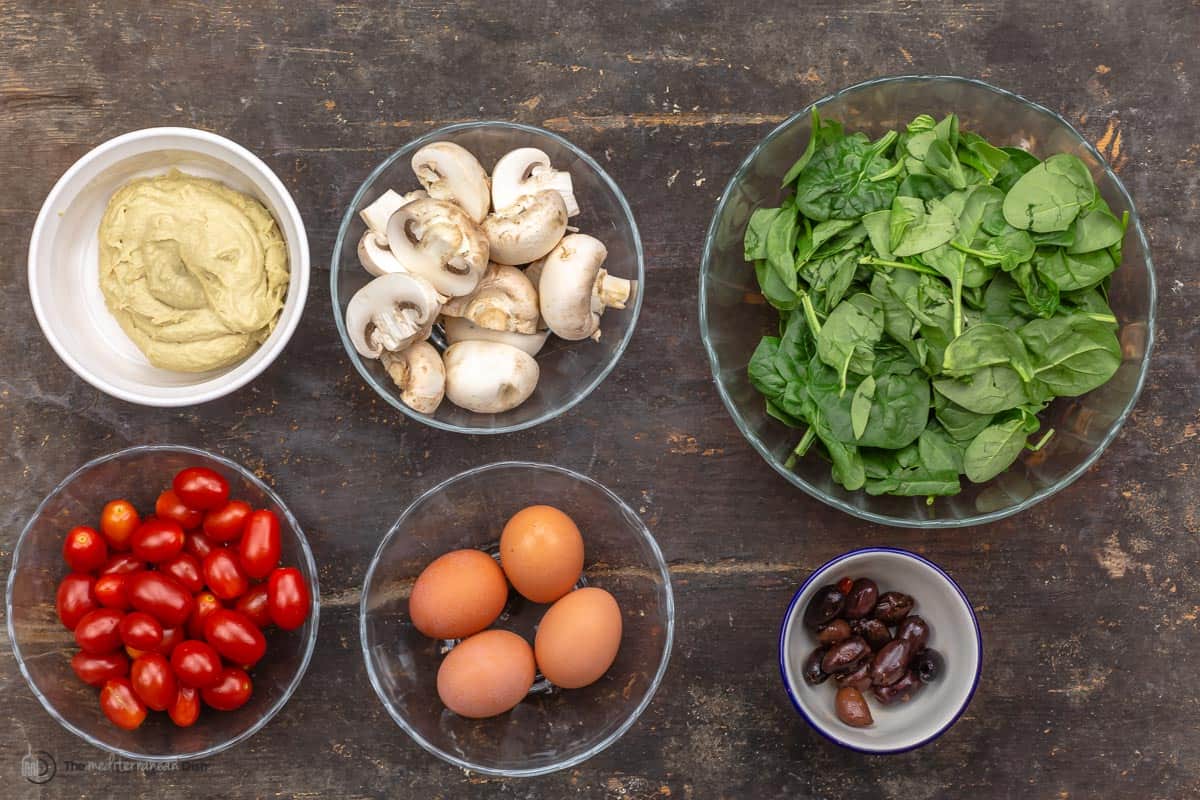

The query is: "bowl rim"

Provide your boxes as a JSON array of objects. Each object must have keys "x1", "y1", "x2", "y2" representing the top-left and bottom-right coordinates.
[
  {"x1": 777, "y1": 546, "x2": 982, "y2": 754},
  {"x1": 5, "y1": 443, "x2": 321, "y2": 762},
  {"x1": 27, "y1": 126, "x2": 311, "y2": 408},
  {"x1": 358, "y1": 459, "x2": 675, "y2": 777},
  {"x1": 330, "y1": 120, "x2": 645, "y2": 435},
  {"x1": 698, "y1": 73, "x2": 1158, "y2": 528}
]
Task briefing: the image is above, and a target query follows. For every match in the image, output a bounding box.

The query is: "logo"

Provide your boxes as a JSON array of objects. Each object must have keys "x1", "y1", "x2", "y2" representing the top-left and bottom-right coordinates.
[{"x1": 21, "y1": 750, "x2": 56, "y2": 784}]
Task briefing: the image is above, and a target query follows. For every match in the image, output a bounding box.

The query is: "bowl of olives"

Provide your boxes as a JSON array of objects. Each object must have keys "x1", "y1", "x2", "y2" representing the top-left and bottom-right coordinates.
[{"x1": 778, "y1": 547, "x2": 981, "y2": 753}]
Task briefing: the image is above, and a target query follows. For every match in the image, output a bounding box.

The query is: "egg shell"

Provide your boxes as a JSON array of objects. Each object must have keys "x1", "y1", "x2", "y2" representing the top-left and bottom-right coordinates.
[
  {"x1": 500, "y1": 505, "x2": 584, "y2": 604},
  {"x1": 409, "y1": 549, "x2": 508, "y2": 640},
  {"x1": 534, "y1": 587, "x2": 622, "y2": 689},
  {"x1": 436, "y1": 629, "x2": 536, "y2": 718}
]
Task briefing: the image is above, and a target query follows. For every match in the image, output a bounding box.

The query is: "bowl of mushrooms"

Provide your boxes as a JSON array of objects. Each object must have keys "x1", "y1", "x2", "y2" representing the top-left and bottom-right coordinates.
[{"x1": 332, "y1": 121, "x2": 644, "y2": 433}]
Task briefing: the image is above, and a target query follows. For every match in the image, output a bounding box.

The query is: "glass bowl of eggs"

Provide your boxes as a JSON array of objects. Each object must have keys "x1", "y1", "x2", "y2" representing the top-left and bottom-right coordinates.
[{"x1": 359, "y1": 461, "x2": 675, "y2": 777}]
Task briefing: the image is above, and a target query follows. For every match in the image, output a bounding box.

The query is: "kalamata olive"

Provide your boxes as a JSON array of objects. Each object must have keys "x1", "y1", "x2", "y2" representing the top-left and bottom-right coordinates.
[
  {"x1": 803, "y1": 585, "x2": 846, "y2": 630},
  {"x1": 851, "y1": 618, "x2": 892, "y2": 651},
  {"x1": 870, "y1": 639, "x2": 913, "y2": 687},
  {"x1": 895, "y1": 615, "x2": 930, "y2": 651},
  {"x1": 835, "y1": 686, "x2": 873, "y2": 727},
  {"x1": 873, "y1": 591, "x2": 914, "y2": 624},
  {"x1": 912, "y1": 648, "x2": 944, "y2": 684},
  {"x1": 821, "y1": 636, "x2": 870, "y2": 674},
  {"x1": 803, "y1": 646, "x2": 829, "y2": 685},
  {"x1": 843, "y1": 578, "x2": 879, "y2": 619},
  {"x1": 872, "y1": 670, "x2": 923, "y2": 705},
  {"x1": 835, "y1": 659, "x2": 873, "y2": 692},
  {"x1": 817, "y1": 619, "x2": 851, "y2": 645}
]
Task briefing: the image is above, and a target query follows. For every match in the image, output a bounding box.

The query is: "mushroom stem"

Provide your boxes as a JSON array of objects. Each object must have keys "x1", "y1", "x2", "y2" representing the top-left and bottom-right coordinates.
[{"x1": 596, "y1": 272, "x2": 633, "y2": 309}]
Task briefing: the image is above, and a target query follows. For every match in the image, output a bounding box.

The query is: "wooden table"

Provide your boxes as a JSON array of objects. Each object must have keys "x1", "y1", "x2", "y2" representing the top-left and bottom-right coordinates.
[{"x1": 3, "y1": 2, "x2": 1196, "y2": 797}]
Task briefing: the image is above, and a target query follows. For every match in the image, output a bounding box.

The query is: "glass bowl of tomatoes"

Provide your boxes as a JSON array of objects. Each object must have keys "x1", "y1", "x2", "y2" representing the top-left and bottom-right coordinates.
[{"x1": 6, "y1": 444, "x2": 320, "y2": 761}]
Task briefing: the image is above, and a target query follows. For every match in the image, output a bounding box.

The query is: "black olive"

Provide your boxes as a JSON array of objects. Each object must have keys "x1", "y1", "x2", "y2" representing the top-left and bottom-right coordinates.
[
  {"x1": 821, "y1": 636, "x2": 870, "y2": 674},
  {"x1": 817, "y1": 619, "x2": 852, "y2": 645},
  {"x1": 835, "y1": 686, "x2": 873, "y2": 727},
  {"x1": 872, "y1": 670, "x2": 923, "y2": 705},
  {"x1": 803, "y1": 585, "x2": 846, "y2": 630},
  {"x1": 895, "y1": 615, "x2": 930, "y2": 651},
  {"x1": 873, "y1": 591, "x2": 915, "y2": 624},
  {"x1": 870, "y1": 639, "x2": 913, "y2": 687},
  {"x1": 843, "y1": 578, "x2": 879, "y2": 619},
  {"x1": 912, "y1": 648, "x2": 944, "y2": 684},
  {"x1": 851, "y1": 618, "x2": 892, "y2": 651},
  {"x1": 803, "y1": 646, "x2": 829, "y2": 685},
  {"x1": 835, "y1": 658, "x2": 873, "y2": 692}
]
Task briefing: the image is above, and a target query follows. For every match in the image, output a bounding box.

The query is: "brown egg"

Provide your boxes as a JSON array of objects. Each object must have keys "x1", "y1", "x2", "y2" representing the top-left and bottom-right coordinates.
[
  {"x1": 534, "y1": 587, "x2": 622, "y2": 689},
  {"x1": 409, "y1": 549, "x2": 508, "y2": 640},
  {"x1": 499, "y1": 505, "x2": 584, "y2": 603},
  {"x1": 436, "y1": 630, "x2": 536, "y2": 718}
]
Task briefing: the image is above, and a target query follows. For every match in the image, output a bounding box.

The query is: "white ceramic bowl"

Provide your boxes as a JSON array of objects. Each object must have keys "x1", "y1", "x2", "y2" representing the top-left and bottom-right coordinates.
[
  {"x1": 28, "y1": 127, "x2": 310, "y2": 406},
  {"x1": 779, "y1": 548, "x2": 981, "y2": 753}
]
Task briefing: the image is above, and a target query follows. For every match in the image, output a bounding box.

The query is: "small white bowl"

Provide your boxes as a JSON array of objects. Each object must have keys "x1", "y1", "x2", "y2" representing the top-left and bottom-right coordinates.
[
  {"x1": 779, "y1": 548, "x2": 981, "y2": 753},
  {"x1": 28, "y1": 127, "x2": 309, "y2": 407}
]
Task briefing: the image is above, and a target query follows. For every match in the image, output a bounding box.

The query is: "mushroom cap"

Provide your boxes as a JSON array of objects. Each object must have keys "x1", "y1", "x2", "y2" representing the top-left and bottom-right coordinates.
[
  {"x1": 492, "y1": 147, "x2": 579, "y2": 217},
  {"x1": 381, "y1": 340, "x2": 445, "y2": 414},
  {"x1": 441, "y1": 315, "x2": 550, "y2": 356},
  {"x1": 538, "y1": 234, "x2": 609, "y2": 341},
  {"x1": 443, "y1": 340, "x2": 540, "y2": 414},
  {"x1": 441, "y1": 263, "x2": 540, "y2": 334},
  {"x1": 345, "y1": 272, "x2": 442, "y2": 358},
  {"x1": 385, "y1": 197, "x2": 489, "y2": 298},
  {"x1": 357, "y1": 231, "x2": 406, "y2": 277},
  {"x1": 411, "y1": 142, "x2": 491, "y2": 224},
  {"x1": 481, "y1": 190, "x2": 568, "y2": 266},
  {"x1": 359, "y1": 189, "x2": 426, "y2": 242}
]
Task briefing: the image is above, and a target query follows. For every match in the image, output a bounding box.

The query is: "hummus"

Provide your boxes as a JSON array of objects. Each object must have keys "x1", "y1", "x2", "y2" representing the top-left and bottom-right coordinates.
[{"x1": 98, "y1": 170, "x2": 289, "y2": 373}]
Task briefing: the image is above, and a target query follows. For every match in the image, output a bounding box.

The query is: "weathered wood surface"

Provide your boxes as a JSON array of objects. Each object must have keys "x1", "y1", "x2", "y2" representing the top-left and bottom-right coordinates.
[{"x1": 1, "y1": 1, "x2": 1198, "y2": 797}]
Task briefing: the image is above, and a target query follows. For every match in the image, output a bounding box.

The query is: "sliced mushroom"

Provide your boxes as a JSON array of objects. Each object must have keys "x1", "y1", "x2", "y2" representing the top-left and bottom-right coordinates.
[
  {"x1": 443, "y1": 340, "x2": 540, "y2": 414},
  {"x1": 359, "y1": 189, "x2": 426, "y2": 244},
  {"x1": 385, "y1": 197, "x2": 489, "y2": 298},
  {"x1": 381, "y1": 341, "x2": 445, "y2": 414},
  {"x1": 538, "y1": 234, "x2": 633, "y2": 341},
  {"x1": 481, "y1": 190, "x2": 568, "y2": 266},
  {"x1": 441, "y1": 263, "x2": 540, "y2": 334},
  {"x1": 345, "y1": 272, "x2": 442, "y2": 358},
  {"x1": 441, "y1": 315, "x2": 550, "y2": 356},
  {"x1": 492, "y1": 147, "x2": 579, "y2": 217},
  {"x1": 411, "y1": 142, "x2": 491, "y2": 224},
  {"x1": 358, "y1": 231, "x2": 406, "y2": 277}
]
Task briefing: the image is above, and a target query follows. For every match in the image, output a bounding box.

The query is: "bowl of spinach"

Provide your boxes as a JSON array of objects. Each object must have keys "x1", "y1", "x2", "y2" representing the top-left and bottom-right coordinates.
[{"x1": 700, "y1": 75, "x2": 1154, "y2": 527}]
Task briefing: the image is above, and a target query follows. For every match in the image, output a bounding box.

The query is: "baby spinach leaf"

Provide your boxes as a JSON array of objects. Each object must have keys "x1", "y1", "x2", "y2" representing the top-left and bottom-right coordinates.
[
  {"x1": 745, "y1": 207, "x2": 783, "y2": 261},
  {"x1": 925, "y1": 139, "x2": 968, "y2": 189},
  {"x1": 765, "y1": 208, "x2": 800, "y2": 289},
  {"x1": 892, "y1": 197, "x2": 959, "y2": 256},
  {"x1": 794, "y1": 132, "x2": 900, "y2": 221},
  {"x1": 941, "y1": 323, "x2": 1035, "y2": 382},
  {"x1": 1067, "y1": 202, "x2": 1124, "y2": 254},
  {"x1": 898, "y1": 173, "x2": 953, "y2": 200},
  {"x1": 1009, "y1": 262, "x2": 1060, "y2": 318},
  {"x1": 850, "y1": 375, "x2": 875, "y2": 439},
  {"x1": 748, "y1": 337, "x2": 787, "y2": 400},
  {"x1": 919, "y1": 425, "x2": 966, "y2": 474},
  {"x1": 994, "y1": 147, "x2": 1040, "y2": 192},
  {"x1": 933, "y1": 364, "x2": 1028, "y2": 414},
  {"x1": 862, "y1": 210, "x2": 894, "y2": 259},
  {"x1": 964, "y1": 418, "x2": 1028, "y2": 483},
  {"x1": 815, "y1": 293, "x2": 884, "y2": 392},
  {"x1": 781, "y1": 108, "x2": 845, "y2": 187},
  {"x1": 934, "y1": 393, "x2": 995, "y2": 441},
  {"x1": 957, "y1": 132, "x2": 1010, "y2": 183},
  {"x1": 1020, "y1": 316, "x2": 1121, "y2": 396},
  {"x1": 755, "y1": 259, "x2": 799, "y2": 310},
  {"x1": 1002, "y1": 153, "x2": 1096, "y2": 232},
  {"x1": 1034, "y1": 247, "x2": 1116, "y2": 292}
]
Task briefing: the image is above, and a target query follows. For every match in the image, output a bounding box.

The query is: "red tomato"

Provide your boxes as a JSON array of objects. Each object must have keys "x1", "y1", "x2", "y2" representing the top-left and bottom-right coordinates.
[
  {"x1": 160, "y1": 553, "x2": 204, "y2": 594},
  {"x1": 173, "y1": 467, "x2": 229, "y2": 511},
  {"x1": 202, "y1": 548, "x2": 249, "y2": 600},
  {"x1": 100, "y1": 552, "x2": 146, "y2": 576},
  {"x1": 169, "y1": 686, "x2": 201, "y2": 727},
  {"x1": 71, "y1": 650, "x2": 130, "y2": 687},
  {"x1": 201, "y1": 667, "x2": 252, "y2": 712},
  {"x1": 131, "y1": 518, "x2": 185, "y2": 563},
  {"x1": 100, "y1": 677, "x2": 147, "y2": 730},
  {"x1": 155, "y1": 489, "x2": 204, "y2": 529},
  {"x1": 187, "y1": 591, "x2": 224, "y2": 639},
  {"x1": 93, "y1": 573, "x2": 131, "y2": 610},
  {"x1": 238, "y1": 510, "x2": 281, "y2": 580},
  {"x1": 170, "y1": 640, "x2": 223, "y2": 688},
  {"x1": 126, "y1": 572, "x2": 194, "y2": 627},
  {"x1": 235, "y1": 584, "x2": 272, "y2": 628},
  {"x1": 130, "y1": 652, "x2": 177, "y2": 711},
  {"x1": 74, "y1": 608, "x2": 124, "y2": 654},
  {"x1": 118, "y1": 611, "x2": 163, "y2": 651},
  {"x1": 63, "y1": 526, "x2": 108, "y2": 572},
  {"x1": 56, "y1": 573, "x2": 97, "y2": 630},
  {"x1": 203, "y1": 609, "x2": 266, "y2": 666},
  {"x1": 268, "y1": 567, "x2": 310, "y2": 631},
  {"x1": 184, "y1": 529, "x2": 218, "y2": 560},
  {"x1": 157, "y1": 625, "x2": 185, "y2": 658},
  {"x1": 202, "y1": 500, "x2": 251, "y2": 543},
  {"x1": 100, "y1": 500, "x2": 140, "y2": 551}
]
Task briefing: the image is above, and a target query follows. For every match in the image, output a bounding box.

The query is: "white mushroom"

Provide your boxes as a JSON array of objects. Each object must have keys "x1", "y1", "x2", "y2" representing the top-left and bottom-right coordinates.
[
  {"x1": 441, "y1": 263, "x2": 540, "y2": 334},
  {"x1": 492, "y1": 147, "x2": 580, "y2": 217},
  {"x1": 380, "y1": 341, "x2": 445, "y2": 414},
  {"x1": 345, "y1": 272, "x2": 442, "y2": 358},
  {"x1": 523, "y1": 256, "x2": 545, "y2": 289},
  {"x1": 385, "y1": 197, "x2": 489, "y2": 298},
  {"x1": 481, "y1": 190, "x2": 568, "y2": 265},
  {"x1": 358, "y1": 231, "x2": 406, "y2": 277},
  {"x1": 443, "y1": 341, "x2": 540, "y2": 414},
  {"x1": 441, "y1": 315, "x2": 550, "y2": 356},
  {"x1": 411, "y1": 142, "x2": 491, "y2": 224},
  {"x1": 359, "y1": 189, "x2": 426, "y2": 244},
  {"x1": 538, "y1": 234, "x2": 633, "y2": 341}
]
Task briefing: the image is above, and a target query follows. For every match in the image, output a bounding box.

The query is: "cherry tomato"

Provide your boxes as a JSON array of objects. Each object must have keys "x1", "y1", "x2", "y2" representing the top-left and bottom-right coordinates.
[
  {"x1": 187, "y1": 591, "x2": 224, "y2": 639},
  {"x1": 71, "y1": 650, "x2": 130, "y2": 687},
  {"x1": 56, "y1": 573, "x2": 98, "y2": 630},
  {"x1": 118, "y1": 611, "x2": 163, "y2": 651},
  {"x1": 100, "y1": 678, "x2": 147, "y2": 730},
  {"x1": 63, "y1": 526, "x2": 108, "y2": 572},
  {"x1": 100, "y1": 500, "x2": 140, "y2": 552},
  {"x1": 160, "y1": 553, "x2": 204, "y2": 594},
  {"x1": 93, "y1": 573, "x2": 131, "y2": 610},
  {"x1": 157, "y1": 625, "x2": 185, "y2": 658},
  {"x1": 173, "y1": 467, "x2": 229, "y2": 511},
  {"x1": 201, "y1": 666, "x2": 252, "y2": 712},
  {"x1": 169, "y1": 686, "x2": 201, "y2": 727},
  {"x1": 100, "y1": 552, "x2": 146, "y2": 575},
  {"x1": 268, "y1": 567, "x2": 310, "y2": 631},
  {"x1": 235, "y1": 584, "x2": 272, "y2": 628},
  {"x1": 126, "y1": 571, "x2": 195, "y2": 627},
  {"x1": 184, "y1": 529, "x2": 218, "y2": 560},
  {"x1": 131, "y1": 518, "x2": 185, "y2": 563},
  {"x1": 155, "y1": 489, "x2": 204, "y2": 529},
  {"x1": 204, "y1": 609, "x2": 266, "y2": 666},
  {"x1": 170, "y1": 640, "x2": 223, "y2": 688},
  {"x1": 130, "y1": 652, "x2": 177, "y2": 711},
  {"x1": 202, "y1": 500, "x2": 251, "y2": 543},
  {"x1": 74, "y1": 608, "x2": 124, "y2": 654},
  {"x1": 238, "y1": 510, "x2": 281, "y2": 580},
  {"x1": 202, "y1": 548, "x2": 249, "y2": 600}
]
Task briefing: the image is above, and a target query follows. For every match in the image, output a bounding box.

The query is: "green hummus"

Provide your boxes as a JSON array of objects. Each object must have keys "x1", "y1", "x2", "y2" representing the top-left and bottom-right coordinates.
[{"x1": 98, "y1": 170, "x2": 289, "y2": 373}]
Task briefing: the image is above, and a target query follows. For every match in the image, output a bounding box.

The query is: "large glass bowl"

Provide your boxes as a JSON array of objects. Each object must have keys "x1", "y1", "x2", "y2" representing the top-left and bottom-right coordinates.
[
  {"x1": 359, "y1": 462, "x2": 674, "y2": 777},
  {"x1": 700, "y1": 75, "x2": 1155, "y2": 527},
  {"x1": 332, "y1": 122, "x2": 644, "y2": 434},
  {"x1": 6, "y1": 445, "x2": 321, "y2": 761}
]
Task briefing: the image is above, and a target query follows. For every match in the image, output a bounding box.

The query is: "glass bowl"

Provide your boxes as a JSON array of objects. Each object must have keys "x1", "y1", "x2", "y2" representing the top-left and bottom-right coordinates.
[
  {"x1": 700, "y1": 75, "x2": 1156, "y2": 527},
  {"x1": 332, "y1": 122, "x2": 645, "y2": 434},
  {"x1": 6, "y1": 445, "x2": 321, "y2": 761},
  {"x1": 359, "y1": 462, "x2": 674, "y2": 777}
]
